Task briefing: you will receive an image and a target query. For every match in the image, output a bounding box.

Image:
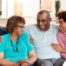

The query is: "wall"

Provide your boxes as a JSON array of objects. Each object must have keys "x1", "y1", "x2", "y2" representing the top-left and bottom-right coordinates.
[
  {"x1": 0, "y1": 17, "x2": 36, "y2": 27},
  {"x1": 0, "y1": 17, "x2": 57, "y2": 27}
]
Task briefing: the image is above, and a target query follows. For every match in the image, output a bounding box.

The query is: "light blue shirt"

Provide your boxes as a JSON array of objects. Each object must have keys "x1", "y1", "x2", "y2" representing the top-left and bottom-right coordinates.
[
  {"x1": 0, "y1": 33, "x2": 34, "y2": 62},
  {"x1": 25, "y1": 24, "x2": 60, "y2": 59}
]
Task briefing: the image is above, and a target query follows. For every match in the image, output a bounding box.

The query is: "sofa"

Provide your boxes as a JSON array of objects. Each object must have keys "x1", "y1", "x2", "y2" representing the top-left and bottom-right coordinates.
[{"x1": 0, "y1": 26, "x2": 7, "y2": 35}]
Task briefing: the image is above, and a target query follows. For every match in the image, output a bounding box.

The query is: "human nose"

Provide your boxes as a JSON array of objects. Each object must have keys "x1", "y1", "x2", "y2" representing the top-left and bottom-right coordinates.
[{"x1": 39, "y1": 21, "x2": 43, "y2": 25}]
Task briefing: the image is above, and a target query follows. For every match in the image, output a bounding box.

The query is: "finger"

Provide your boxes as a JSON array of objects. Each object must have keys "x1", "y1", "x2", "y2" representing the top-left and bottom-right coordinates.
[{"x1": 21, "y1": 63, "x2": 28, "y2": 66}]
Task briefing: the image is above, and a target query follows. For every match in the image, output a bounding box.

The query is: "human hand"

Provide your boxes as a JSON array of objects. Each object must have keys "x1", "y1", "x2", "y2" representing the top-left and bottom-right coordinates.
[
  {"x1": 19, "y1": 59, "x2": 30, "y2": 66},
  {"x1": 3, "y1": 62, "x2": 19, "y2": 66},
  {"x1": 51, "y1": 43, "x2": 61, "y2": 52},
  {"x1": 20, "y1": 62, "x2": 29, "y2": 66},
  {"x1": 12, "y1": 63, "x2": 19, "y2": 66}
]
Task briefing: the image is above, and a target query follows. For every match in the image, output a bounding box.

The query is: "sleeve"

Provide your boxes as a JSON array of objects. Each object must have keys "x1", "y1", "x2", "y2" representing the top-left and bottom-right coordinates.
[
  {"x1": 57, "y1": 32, "x2": 65, "y2": 47},
  {"x1": 26, "y1": 41, "x2": 34, "y2": 53},
  {"x1": 0, "y1": 36, "x2": 5, "y2": 52},
  {"x1": 22, "y1": 33, "x2": 34, "y2": 53}
]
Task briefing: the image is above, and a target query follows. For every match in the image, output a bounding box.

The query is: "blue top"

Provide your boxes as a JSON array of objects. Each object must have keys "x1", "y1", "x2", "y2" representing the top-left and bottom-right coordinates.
[{"x1": 0, "y1": 33, "x2": 34, "y2": 62}]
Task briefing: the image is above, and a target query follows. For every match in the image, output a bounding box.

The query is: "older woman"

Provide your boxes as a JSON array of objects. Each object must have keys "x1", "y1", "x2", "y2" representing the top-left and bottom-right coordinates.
[{"x1": 0, "y1": 16, "x2": 36, "y2": 66}]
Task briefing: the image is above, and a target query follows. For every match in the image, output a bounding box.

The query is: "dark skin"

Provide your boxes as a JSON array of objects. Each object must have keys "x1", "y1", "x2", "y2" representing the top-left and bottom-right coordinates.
[{"x1": 37, "y1": 12, "x2": 51, "y2": 31}]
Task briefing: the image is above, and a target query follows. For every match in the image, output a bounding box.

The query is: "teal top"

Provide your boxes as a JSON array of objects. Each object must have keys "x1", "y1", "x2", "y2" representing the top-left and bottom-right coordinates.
[{"x1": 0, "y1": 33, "x2": 34, "y2": 62}]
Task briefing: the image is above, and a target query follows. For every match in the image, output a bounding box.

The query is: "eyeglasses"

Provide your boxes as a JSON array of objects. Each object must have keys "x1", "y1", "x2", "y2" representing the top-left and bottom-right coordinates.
[{"x1": 16, "y1": 25, "x2": 24, "y2": 29}]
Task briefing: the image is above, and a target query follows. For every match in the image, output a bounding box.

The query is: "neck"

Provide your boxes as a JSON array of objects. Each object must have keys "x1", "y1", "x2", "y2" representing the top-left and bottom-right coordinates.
[
  {"x1": 11, "y1": 32, "x2": 18, "y2": 41},
  {"x1": 44, "y1": 24, "x2": 50, "y2": 31}
]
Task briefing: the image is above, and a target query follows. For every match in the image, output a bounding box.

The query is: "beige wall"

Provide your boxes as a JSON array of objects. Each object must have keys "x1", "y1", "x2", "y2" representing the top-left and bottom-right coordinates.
[
  {"x1": 41, "y1": 0, "x2": 53, "y2": 11},
  {"x1": 0, "y1": 17, "x2": 36, "y2": 27},
  {"x1": 0, "y1": 18, "x2": 57, "y2": 27},
  {"x1": 14, "y1": 0, "x2": 23, "y2": 16},
  {"x1": 0, "y1": 19, "x2": 7, "y2": 27}
]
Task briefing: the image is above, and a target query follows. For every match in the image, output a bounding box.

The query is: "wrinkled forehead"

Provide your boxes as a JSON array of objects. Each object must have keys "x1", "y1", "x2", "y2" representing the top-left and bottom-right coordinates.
[{"x1": 37, "y1": 13, "x2": 49, "y2": 19}]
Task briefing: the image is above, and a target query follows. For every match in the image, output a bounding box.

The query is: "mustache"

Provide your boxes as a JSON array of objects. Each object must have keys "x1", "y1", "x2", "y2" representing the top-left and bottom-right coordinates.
[{"x1": 37, "y1": 24, "x2": 50, "y2": 29}]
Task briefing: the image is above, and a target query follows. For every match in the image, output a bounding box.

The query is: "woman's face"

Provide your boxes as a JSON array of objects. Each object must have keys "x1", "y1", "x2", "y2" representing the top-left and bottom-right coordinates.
[
  {"x1": 58, "y1": 19, "x2": 66, "y2": 32},
  {"x1": 14, "y1": 23, "x2": 25, "y2": 36}
]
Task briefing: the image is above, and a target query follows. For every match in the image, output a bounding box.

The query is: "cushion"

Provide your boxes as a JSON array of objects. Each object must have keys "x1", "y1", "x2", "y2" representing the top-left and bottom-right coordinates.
[{"x1": 0, "y1": 26, "x2": 7, "y2": 35}]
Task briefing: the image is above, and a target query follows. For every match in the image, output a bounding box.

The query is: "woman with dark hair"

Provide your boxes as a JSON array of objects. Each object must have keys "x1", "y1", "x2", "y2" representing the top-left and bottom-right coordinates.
[
  {"x1": 0, "y1": 16, "x2": 36, "y2": 66},
  {"x1": 51, "y1": 11, "x2": 66, "y2": 66}
]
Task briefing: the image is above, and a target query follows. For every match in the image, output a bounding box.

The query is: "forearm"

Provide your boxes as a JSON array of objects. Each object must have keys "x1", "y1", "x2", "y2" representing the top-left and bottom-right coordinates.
[
  {"x1": 51, "y1": 44, "x2": 66, "y2": 53},
  {"x1": 28, "y1": 55, "x2": 37, "y2": 64},
  {"x1": 58, "y1": 48, "x2": 66, "y2": 53},
  {"x1": 0, "y1": 59, "x2": 18, "y2": 66}
]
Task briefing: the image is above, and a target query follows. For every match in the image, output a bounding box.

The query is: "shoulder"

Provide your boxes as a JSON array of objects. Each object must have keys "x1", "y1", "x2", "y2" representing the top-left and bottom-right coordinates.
[
  {"x1": 25, "y1": 24, "x2": 37, "y2": 30},
  {"x1": 50, "y1": 24, "x2": 59, "y2": 32},
  {"x1": 26, "y1": 24, "x2": 36, "y2": 28},
  {"x1": 20, "y1": 32, "x2": 30, "y2": 40},
  {"x1": 51, "y1": 23, "x2": 59, "y2": 28},
  {"x1": 24, "y1": 24, "x2": 38, "y2": 36},
  {"x1": 1, "y1": 33, "x2": 10, "y2": 38},
  {"x1": 21, "y1": 32, "x2": 29, "y2": 37},
  {"x1": 0, "y1": 33, "x2": 10, "y2": 43}
]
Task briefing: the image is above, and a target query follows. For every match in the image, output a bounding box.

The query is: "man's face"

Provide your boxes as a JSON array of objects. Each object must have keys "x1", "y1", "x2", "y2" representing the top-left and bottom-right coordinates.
[{"x1": 37, "y1": 13, "x2": 51, "y2": 31}]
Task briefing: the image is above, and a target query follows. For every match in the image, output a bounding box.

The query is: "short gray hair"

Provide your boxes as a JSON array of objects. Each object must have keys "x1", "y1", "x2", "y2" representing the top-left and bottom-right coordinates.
[{"x1": 37, "y1": 10, "x2": 51, "y2": 18}]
